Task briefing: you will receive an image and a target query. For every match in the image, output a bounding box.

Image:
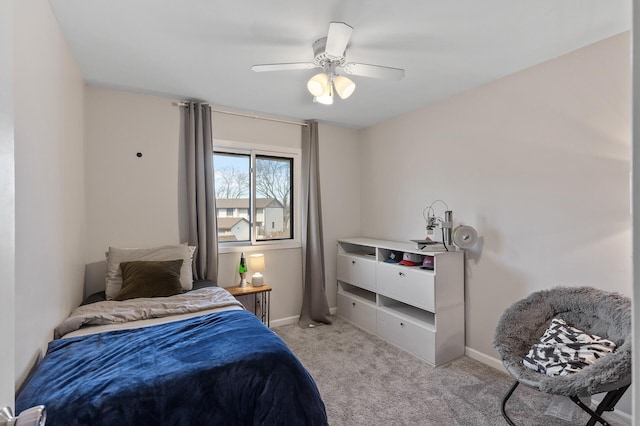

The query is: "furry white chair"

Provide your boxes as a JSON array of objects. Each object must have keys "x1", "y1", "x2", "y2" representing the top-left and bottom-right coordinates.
[{"x1": 494, "y1": 287, "x2": 631, "y2": 426}]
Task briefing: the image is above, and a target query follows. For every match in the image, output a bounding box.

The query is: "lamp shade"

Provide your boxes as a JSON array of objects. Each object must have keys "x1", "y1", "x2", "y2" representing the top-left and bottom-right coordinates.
[
  {"x1": 249, "y1": 253, "x2": 265, "y2": 272},
  {"x1": 333, "y1": 75, "x2": 356, "y2": 99},
  {"x1": 249, "y1": 254, "x2": 265, "y2": 286},
  {"x1": 307, "y1": 72, "x2": 329, "y2": 97}
]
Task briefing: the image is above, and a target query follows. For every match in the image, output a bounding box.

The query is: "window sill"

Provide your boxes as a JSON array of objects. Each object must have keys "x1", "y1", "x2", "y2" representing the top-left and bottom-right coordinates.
[{"x1": 218, "y1": 241, "x2": 302, "y2": 254}]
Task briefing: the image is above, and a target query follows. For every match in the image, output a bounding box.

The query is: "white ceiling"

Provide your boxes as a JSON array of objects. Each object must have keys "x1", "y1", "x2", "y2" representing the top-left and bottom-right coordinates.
[{"x1": 48, "y1": 0, "x2": 631, "y2": 129}]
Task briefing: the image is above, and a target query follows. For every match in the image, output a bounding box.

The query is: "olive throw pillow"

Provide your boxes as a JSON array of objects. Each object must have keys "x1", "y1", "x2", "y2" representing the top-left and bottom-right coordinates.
[{"x1": 114, "y1": 259, "x2": 184, "y2": 301}]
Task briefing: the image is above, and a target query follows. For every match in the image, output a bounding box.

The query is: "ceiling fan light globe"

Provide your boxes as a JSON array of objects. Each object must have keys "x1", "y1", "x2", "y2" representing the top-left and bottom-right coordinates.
[
  {"x1": 314, "y1": 93, "x2": 333, "y2": 105},
  {"x1": 307, "y1": 72, "x2": 329, "y2": 97},
  {"x1": 314, "y1": 81, "x2": 334, "y2": 105},
  {"x1": 333, "y1": 75, "x2": 356, "y2": 99}
]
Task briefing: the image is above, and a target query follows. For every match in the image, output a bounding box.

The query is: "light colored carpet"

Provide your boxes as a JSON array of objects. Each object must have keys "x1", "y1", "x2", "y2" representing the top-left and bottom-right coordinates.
[{"x1": 273, "y1": 316, "x2": 623, "y2": 426}]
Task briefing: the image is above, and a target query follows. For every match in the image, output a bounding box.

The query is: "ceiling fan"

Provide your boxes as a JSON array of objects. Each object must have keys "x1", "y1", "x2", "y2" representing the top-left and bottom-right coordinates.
[{"x1": 251, "y1": 22, "x2": 405, "y2": 105}]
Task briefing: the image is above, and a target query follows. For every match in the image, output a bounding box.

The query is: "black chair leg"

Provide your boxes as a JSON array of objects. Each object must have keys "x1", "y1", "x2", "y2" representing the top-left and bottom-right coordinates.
[
  {"x1": 502, "y1": 380, "x2": 629, "y2": 426},
  {"x1": 501, "y1": 380, "x2": 520, "y2": 425},
  {"x1": 570, "y1": 385, "x2": 630, "y2": 426}
]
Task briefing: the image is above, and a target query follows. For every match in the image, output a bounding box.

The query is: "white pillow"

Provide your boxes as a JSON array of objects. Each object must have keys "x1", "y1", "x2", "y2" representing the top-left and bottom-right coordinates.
[
  {"x1": 522, "y1": 318, "x2": 617, "y2": 376},
  {"x1": 105, "y1": 244, "x2": 195, "y2": 300}
]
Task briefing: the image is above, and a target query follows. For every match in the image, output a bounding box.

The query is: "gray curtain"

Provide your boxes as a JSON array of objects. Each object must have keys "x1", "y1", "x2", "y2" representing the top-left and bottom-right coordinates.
[
  {"x1": 298, "y1": 120, "x2": 332, "y2": 327},
  {"x1": 181, "y1": 102, "x2": 218, "y2": 281}
]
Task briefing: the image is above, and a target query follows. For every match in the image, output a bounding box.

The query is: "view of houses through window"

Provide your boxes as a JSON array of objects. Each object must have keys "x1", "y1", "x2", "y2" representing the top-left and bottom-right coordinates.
[{"x1": 214, "y1": 151, "x2": 292, "y2": 243}]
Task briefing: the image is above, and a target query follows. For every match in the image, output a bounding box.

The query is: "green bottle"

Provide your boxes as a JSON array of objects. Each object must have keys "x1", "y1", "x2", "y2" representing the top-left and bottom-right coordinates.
[{"x1": 239, "y1": 252, "x2": 248, "y2": 287}]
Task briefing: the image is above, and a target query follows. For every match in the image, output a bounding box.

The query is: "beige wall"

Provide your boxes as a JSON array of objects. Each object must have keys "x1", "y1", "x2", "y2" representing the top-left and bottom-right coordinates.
[
  {"x1": 84, "y1": 87, "x2": 361, "y2": 323},
  {"x1": 632, "y1": 1, "x2": 639, "y2": 420},
  {"x1": 360, "y1": 32, "x2": 631, "y2": 410},
  {"x1": 318, "y1": 124, "x2": 361, "y2": 308},
  {"x1": 84, "y1": 88, "x2": 183, "y2": 268},
  {"x1": 0, "y1": 0, "x2": 15, "y2": 409},
  {"x1": 13, "y1": 0, "x2": 86, "y2": 389}
]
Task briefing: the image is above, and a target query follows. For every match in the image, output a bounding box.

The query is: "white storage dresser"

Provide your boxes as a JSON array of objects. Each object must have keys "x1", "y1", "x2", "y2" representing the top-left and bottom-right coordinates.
[{"x1": 336, "y1": 237, "x2": 465, "y2": 366}]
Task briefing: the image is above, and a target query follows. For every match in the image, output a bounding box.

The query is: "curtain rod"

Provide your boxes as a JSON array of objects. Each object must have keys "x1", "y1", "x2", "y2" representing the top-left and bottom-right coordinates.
[{"x1": 172, "y1": 101, "x2": 308, "y2": 127}]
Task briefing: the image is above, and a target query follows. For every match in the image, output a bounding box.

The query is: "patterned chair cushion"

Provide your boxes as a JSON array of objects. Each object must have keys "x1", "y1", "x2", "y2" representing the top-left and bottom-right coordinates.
[{"x1": 523, "y1": 318, "x2": 617, "y2": 376}]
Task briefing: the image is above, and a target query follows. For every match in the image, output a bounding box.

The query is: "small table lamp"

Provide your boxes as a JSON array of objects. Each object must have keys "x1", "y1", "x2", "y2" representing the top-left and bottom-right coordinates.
[{"x1": 249, "y1": 253, "x2": 265, "y2": 287}]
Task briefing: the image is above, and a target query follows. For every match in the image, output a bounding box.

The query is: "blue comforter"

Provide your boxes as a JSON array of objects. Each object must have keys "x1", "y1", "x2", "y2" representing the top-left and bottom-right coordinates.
[{"x1": 16, "y1": 309, "x2": 328, "y2": 426}]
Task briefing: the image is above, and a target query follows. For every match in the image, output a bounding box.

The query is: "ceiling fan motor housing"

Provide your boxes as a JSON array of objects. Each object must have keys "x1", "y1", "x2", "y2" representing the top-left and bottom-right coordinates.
[{"x1": 312, "y1": 37, "x2": 346, "y2": 67}]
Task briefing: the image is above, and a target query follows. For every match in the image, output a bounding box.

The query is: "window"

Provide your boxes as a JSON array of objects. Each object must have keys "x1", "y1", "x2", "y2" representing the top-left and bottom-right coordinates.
[{"x1": 213, "y1": 144, "x2": 297, "y2": 246}]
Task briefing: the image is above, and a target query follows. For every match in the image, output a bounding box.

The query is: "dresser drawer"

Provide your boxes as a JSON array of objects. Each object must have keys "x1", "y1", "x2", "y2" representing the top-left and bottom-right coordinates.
[
  {"x1": 376, "y1": 264, "x2": 435, "y2": 311},
  {"x1": 337, "y1": 254, "x2": 376, "y2": 291},
  {"x1": 377, "y1": 308, "x2": 436, "y2": 365},
  {"x1": 337, "y1": 291, "x2": 377, "y2": 334}
]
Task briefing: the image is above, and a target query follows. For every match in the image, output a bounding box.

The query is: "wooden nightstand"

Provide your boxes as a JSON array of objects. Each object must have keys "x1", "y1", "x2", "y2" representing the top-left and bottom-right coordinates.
[{"x1": 224, "y1": 284, "x2": 272, "y2": 327}]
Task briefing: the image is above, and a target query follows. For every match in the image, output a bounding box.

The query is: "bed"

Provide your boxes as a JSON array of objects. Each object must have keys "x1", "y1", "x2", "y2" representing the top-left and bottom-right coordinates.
[{"x1": 15, "y1": 253, "x2": 328, "y2": 425}]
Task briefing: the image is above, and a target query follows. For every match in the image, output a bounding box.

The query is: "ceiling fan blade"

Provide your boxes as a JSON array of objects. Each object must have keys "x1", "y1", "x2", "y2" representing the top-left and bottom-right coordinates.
[
  {"x1": 251, "y1": 63, "x2": 316, "y2": 72},
  {"x1": 325, "y1": 22, "x2": 353, "y2": 58},
  {"x1": 341, "y1": 63, "x2": 405, "y2": 81}
]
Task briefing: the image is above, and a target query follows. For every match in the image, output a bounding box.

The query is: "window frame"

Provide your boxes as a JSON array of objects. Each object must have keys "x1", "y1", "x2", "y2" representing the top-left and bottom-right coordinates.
[{"x1": 213, "y1": 139, "x2": 301, "y2": 251}]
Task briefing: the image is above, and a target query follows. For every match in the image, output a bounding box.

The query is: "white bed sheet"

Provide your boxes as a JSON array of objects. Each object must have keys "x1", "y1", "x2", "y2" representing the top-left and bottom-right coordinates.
[{"x1": 63, "y1": 305, "x2": 244, "y2": 339}]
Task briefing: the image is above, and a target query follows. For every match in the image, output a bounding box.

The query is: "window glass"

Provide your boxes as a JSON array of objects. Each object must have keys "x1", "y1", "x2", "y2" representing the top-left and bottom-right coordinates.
[
  {"x1": 214, "y1": 153, "x2": 250, "y2": 242},
  {"x1": 214, "y1": 150, "x2": 294, "y2": 244},
  {"x1": 255, "y1": 155, "x2": 292, "y2": 241}
]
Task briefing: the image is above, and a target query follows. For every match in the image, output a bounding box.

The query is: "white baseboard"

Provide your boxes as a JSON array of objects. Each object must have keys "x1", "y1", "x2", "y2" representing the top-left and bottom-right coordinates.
[
  {"x1": 465, "y1": 347, "x2": 632, "y2": 425},
  {"x1": 269, "y1": 307, "x2": 338, "y2": 329},
  {"x1": 270, "y1": 315, "x2": 298, "y2": 328},
  {"x1": 465, "y1": 347, "x2": 507, "y2": 374},
  {"x1": 602, "y1": 408, "x2": 632, "y2": 426}
]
